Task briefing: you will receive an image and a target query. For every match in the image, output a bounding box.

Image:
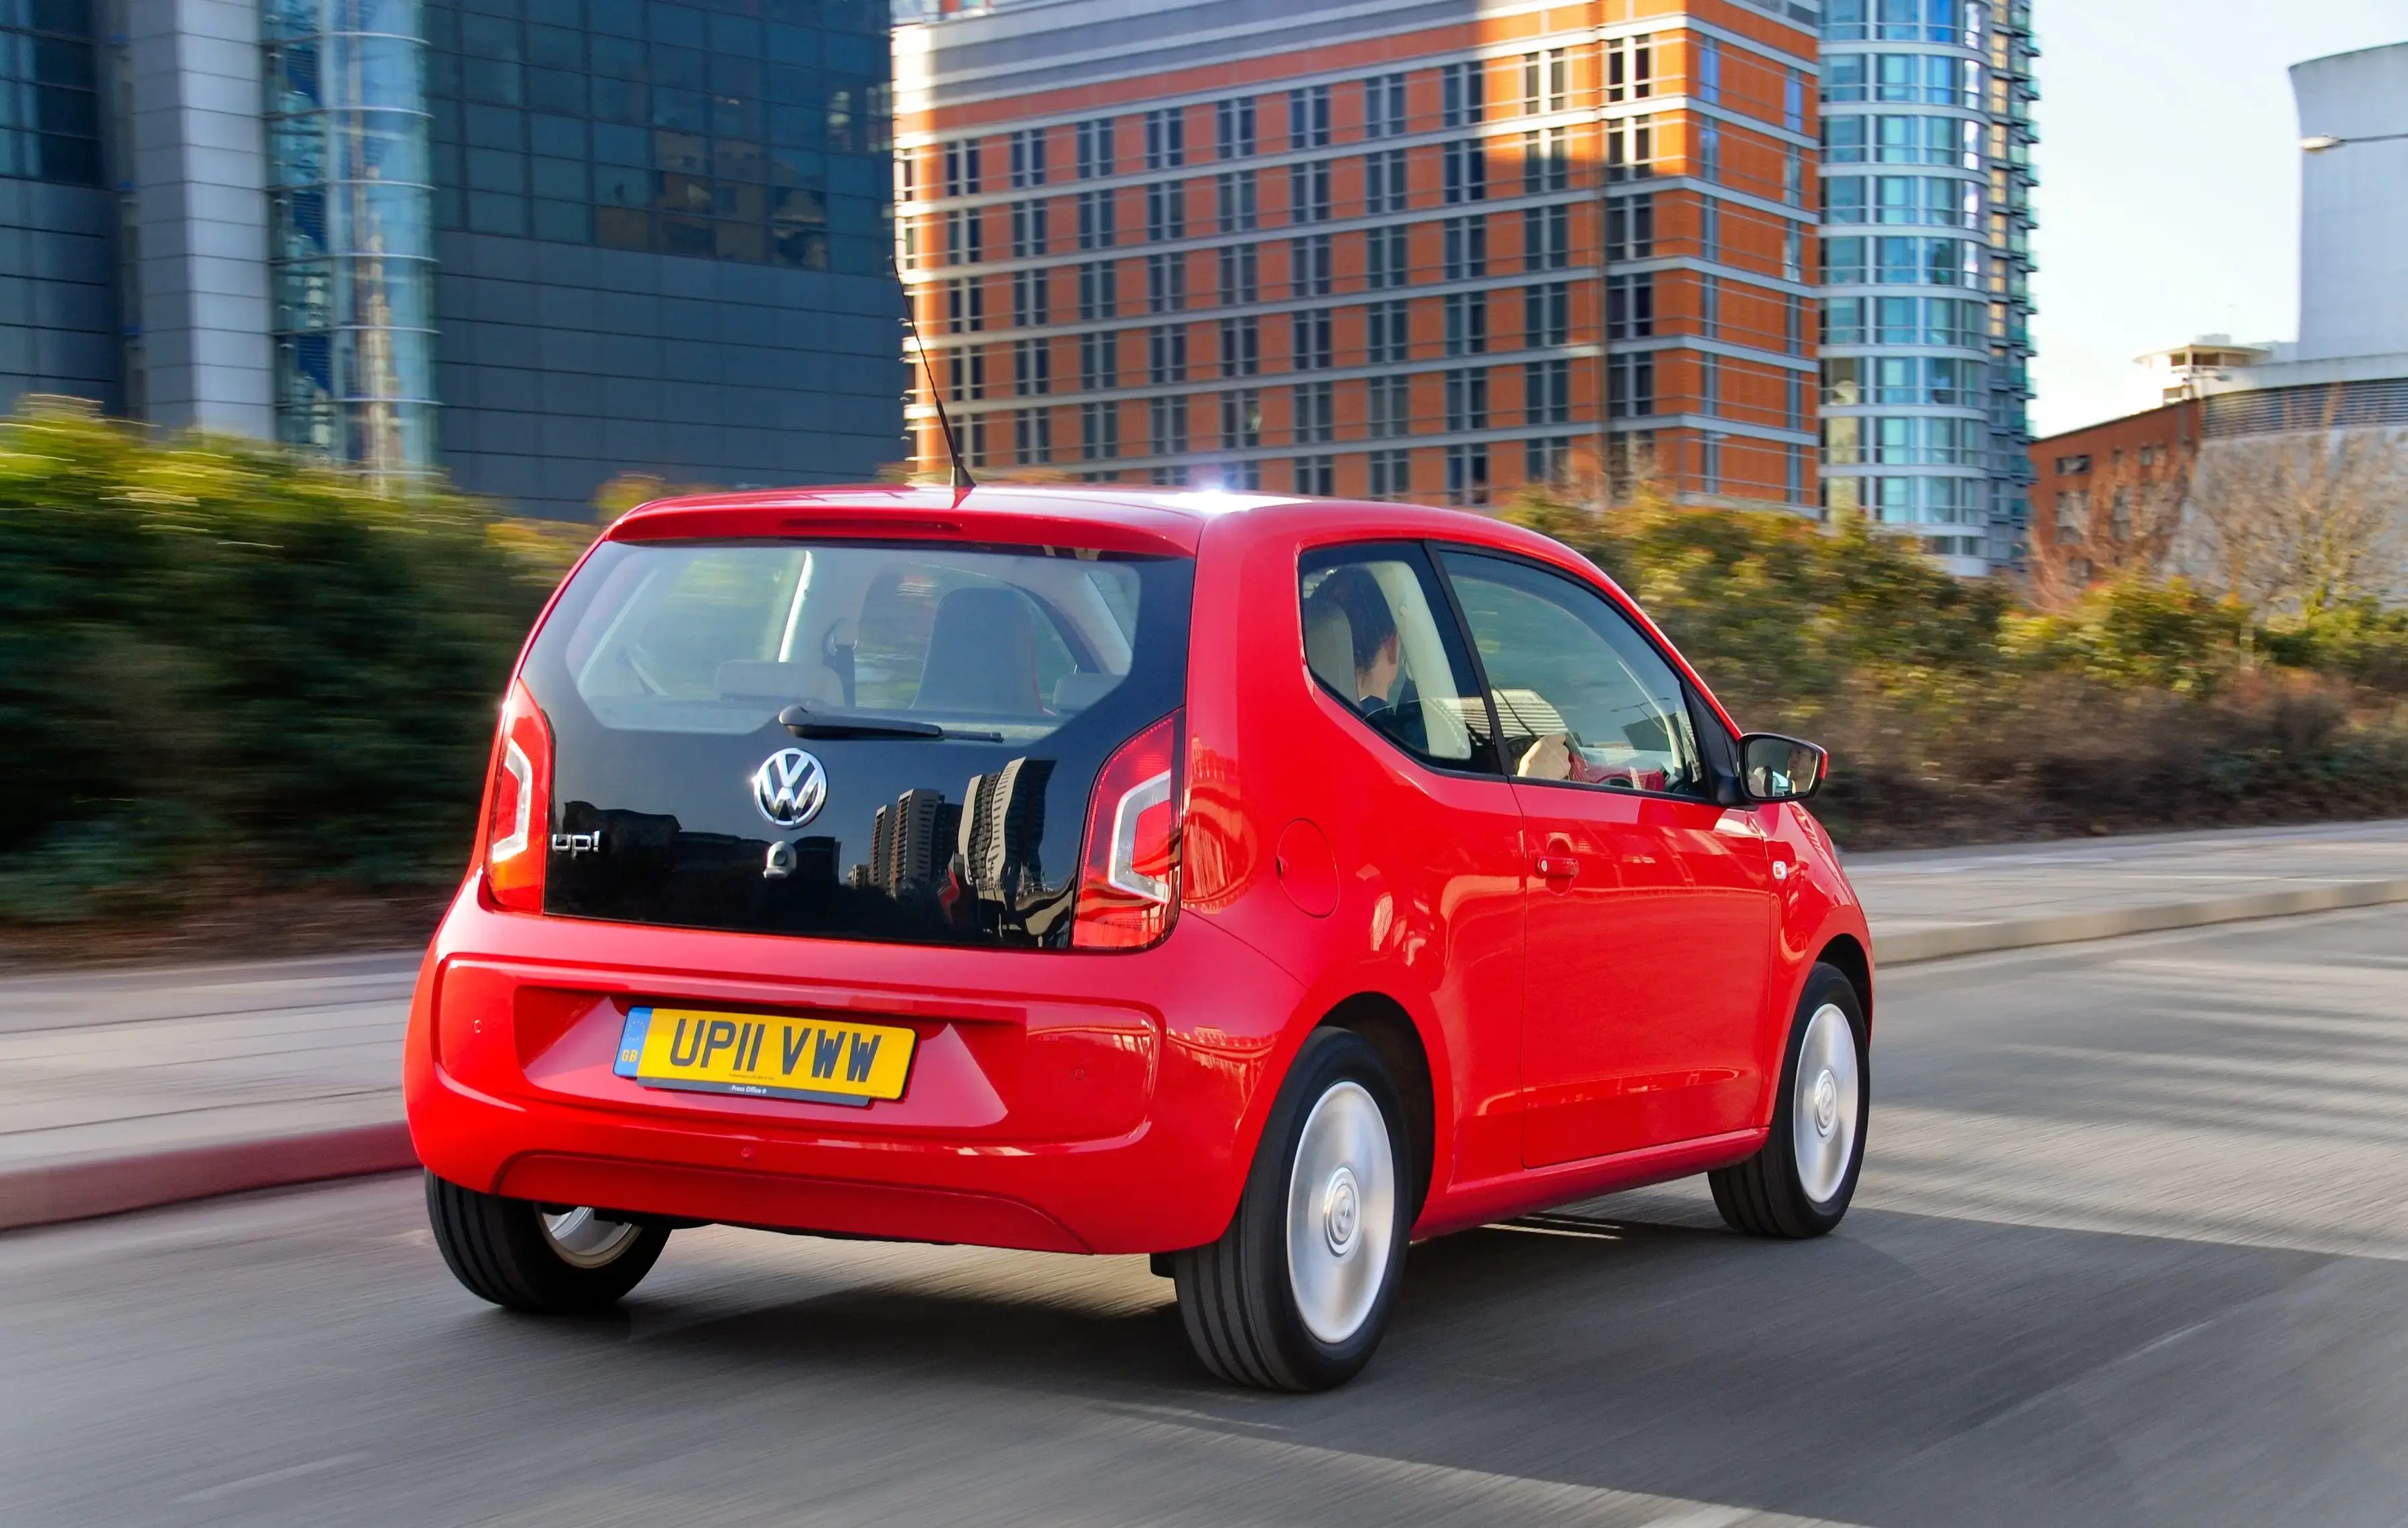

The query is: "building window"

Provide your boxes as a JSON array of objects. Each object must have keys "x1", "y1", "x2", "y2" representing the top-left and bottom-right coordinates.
[
  {"x1": 1010, "y1": 200, "x2": 1048, "y2": 259},
  {"x1": 1365, "y1": 147, "x2": 1408, "y2": 214},
  {"x1": 1146, "y1": 252, "x2": 1187, "y2": 312},
  {"x1": 943, "y1": 139, "x2": 983, "y2": 198},
  {"x1": 1702, "y1": 434, "x2": 1724, "y2": 494},
  {"x1": 947, "y1": 346, "x2": 985, "y2": 402},
  {"x1": 2054, "y1": 489, "x2": 2086, "y2": 539},
  {"x1": 1077, "y1": 189, "x2": 1116, "y2": 249},
  {"x1": 1224, "y1": 458, "x2": 1265, "y2": 490},
  {"x1": 1606, "y1": 273, "x2": 1653, "y2": 338},
  {"x1": 1368, "y1": 448, "x2": 1411, "y2": 498},
  {"x1": 1444, "y1": 367, "x2": 1488, "y2": 432},
  {"x1": 1524, "y1": 282, "x2": 1569, "y2": 348},
  {"x1": 1290, "y1": 233, "x2": 1331, "y2": 298},
  {"x1": 1697, "y1": 38, "x2": 1722, "y2": 105},
  {"x1": 1367, "y1": 374, "x2": 1411, "y2": 438},
  {"x1": 1522, "y1": 127, "x2": 1569, "y2": 194},
  {"x1": 1608, "y1": 354, "x2": 1654, "y2": 418},
  {"x1": 1148, "y1": 323, "x2": 1188, "y2": 385},
  {"x1": 1295, "y1": 454, "x2": 1335, "y2": 494},
  {"x1": 1012, "y1": 336, "x2": 1051, "y2": 395},
  {"x1": 1145, "y1": 107, "x2": 1186, "y2": 170},
  {"x1": 1219, "y1": 317, "x2": 1260, "y2": 377},
  {"x1": 1215, "y1": 97, "x2": 1256, "y2": 160},
  {"x1": 1524, "y1": 359, "x2": 1570, "y2": 424},
  {"x1": 1522, "y1": 204, "x2": 1568, "y2": 271},
  {"x1": 946, "y1": 277, "x2": 985, "y2": 334},
  {"x1": 1293, "y1": 381, "x2": 1333, "y2": 444},
  {"x1": 1014, "y1": 407, "x2": 1052, "y2": 464},
  {"x1": 1009, "y1": 127, "x2": 1048, "y2": 188},
  {"x1": 1149, "y1": 395, "x2": 1189, "y2": 457},
  {"x1": 1292, "y1": 308, "x2": 1333, "y2": 370},
  {"x1": 1785, "y1": 71, "x2": 1805, "y2": 132},
  {"x1": 1079, "y1": 330, "x2": 1118, "y2": 391},
  {"x1": 1146, "y1": 180, "x2": 1186, "y2": 243},
  {"x1": 1441, "y1": 60, "x2": 1486, "y2": 127},
  {"x1": 1218, "y1": 243, "x2": 1259, "y2": 306},
  {"x1": 1077, "y1": 260, "x2": 1117, "y2": 320},
  {"x1": 1011, "y1": 269, "x2": 1049, "y2": 329},
  {"x1": 1443, "y1": 140, "x2": 1488, "y2": 204},
  {"x1": 1075, "y1": 118, "x2": 1114, "y2": 179},
  {"x1": 1443, "y1": 292, "x2": 1488, "y2": 355},
  {"x1": 1699, "y1": 124, "x2": 1722, "y2": 184},
  {"x1": 1520, "y1": 48, "x2": 1567, "y2": 115},
  {"x1": 1606, "y1": 194, "x2": 1654, "y2": 260},
  {"x1": 1445, "y1": 444, "x2": 1490, "y2": 506},
  {"x1": 1526, "y1": 436, "x2": 1571, "y2": 483},
  {"x1": 1288, "y1": 160, "x2": 1331, "y2": 223},
  {"x1": 1607, "y1": 116, "x2": 1655, "y2": 181},
  {"x1": 1701, "y1": 353, "x2": 1720, "y2": 414},
  {"x1": 1606, "y1": 36, "x2": 1654, "y2": 103},
  {"x1": 1700, "y1": 200, "x2": 1721, "y2": 262},
  {"x1": 1216, "y1": 170, "x2": 1258, "y2": 232},
  {"x1": 1366, "y1": 225, "x2": 1409, "y2": 290},
  {"x1": 945, "y1": 208, "x2": 983, "y2": 267},
  {"x1": 1364, "y1": 72, "x2": 1406, "y2": 139},
  {"x1": 1081, "y1": 400, "x2": 1120, "y2": 460},
  {"x1": 1443, "y1": 215, "x2": 1488, "y2": 279},
  {"x1": 1700, "y1": 275, "x2": 1720, "y2": 340},
  {"x1": 1220, "y1": 388, "x2": 1262, "y2": 448},
  {"x1": 1366, "y1": 300, "x2": 1410, "y2": 365},
  {"x1": 1288, "y1": 84, "x2": 1331, "y2": 148}
]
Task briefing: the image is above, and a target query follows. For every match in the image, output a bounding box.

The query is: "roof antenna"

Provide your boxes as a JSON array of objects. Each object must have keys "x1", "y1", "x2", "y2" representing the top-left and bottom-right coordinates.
[{"x1": 893, "y1": 260, "x2": 975, "y2": 495}]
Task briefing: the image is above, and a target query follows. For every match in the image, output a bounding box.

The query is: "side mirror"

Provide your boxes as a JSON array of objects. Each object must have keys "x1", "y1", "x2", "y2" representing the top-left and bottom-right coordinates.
[{"x1": 1740, "y1": 733, "x2": 1827, "y2": 802}]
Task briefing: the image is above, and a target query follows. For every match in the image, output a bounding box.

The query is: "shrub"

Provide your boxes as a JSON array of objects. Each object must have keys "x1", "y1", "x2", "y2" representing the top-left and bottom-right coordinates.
[{"x1": 0, "y1": 405, "x2": 562, "y2": 921}]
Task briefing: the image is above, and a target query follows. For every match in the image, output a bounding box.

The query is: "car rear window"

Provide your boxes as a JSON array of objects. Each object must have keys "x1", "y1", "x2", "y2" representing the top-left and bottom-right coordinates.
[{"x1": 519, "y1": 537, "x2": 1192, "y2": 948}]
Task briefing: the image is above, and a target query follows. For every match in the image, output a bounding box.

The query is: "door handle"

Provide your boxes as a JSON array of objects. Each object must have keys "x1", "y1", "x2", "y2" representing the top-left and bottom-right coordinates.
[{"x1": 1534, "y1": 854, "x2": 1579, "y2": 883}]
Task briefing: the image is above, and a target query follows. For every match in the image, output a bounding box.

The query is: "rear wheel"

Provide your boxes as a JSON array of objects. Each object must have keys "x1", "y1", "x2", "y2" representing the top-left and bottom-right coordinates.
[
  {"x1": 1170, "y1": 1029, "x2": 1412, "y2": 1391},
  {"x1": 425, "y1": 1172, "x2": 670, "y2": 1313},
  {"x1": 1709, "y1": 963, "x2": 1868, "y2": 1238}
]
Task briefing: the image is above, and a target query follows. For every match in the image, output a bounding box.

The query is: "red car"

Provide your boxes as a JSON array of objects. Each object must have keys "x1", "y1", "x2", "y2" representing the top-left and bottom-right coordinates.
[{"x1": 408, "y1": 486, "x2": 1872, "y2": 1391}]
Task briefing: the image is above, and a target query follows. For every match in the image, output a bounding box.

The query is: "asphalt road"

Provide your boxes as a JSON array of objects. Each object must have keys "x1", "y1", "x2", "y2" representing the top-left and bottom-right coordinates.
[{"x1": 5, "y1": 906, "x2": 2406, "y2": 1527}]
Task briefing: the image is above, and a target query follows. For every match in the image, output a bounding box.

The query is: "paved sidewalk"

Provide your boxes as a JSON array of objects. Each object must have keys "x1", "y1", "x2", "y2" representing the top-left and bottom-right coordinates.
[{"x1": 3, "y1": 818, "x2": 2405, "y2": 1230}]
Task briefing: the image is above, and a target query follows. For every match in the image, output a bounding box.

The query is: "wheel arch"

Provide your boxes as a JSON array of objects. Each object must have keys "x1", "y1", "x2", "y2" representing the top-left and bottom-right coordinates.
[
  {"x1": 1815, "y1": 933, "x2": 1874, "y2": 1033},
  {"x1": 1314, "y1": 992, "x2": 1437, "y2": 1222}
]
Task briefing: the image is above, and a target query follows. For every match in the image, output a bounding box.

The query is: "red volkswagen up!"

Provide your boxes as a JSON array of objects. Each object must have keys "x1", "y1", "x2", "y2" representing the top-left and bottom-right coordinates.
[{"x1": 407, "y1": 485, "x2": 1872, "y2": 1391}]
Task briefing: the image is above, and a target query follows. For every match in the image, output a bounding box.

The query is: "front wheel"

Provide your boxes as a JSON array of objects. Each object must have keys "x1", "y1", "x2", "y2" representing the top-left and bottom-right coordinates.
[
  {"x1": 1170, "y1": 1028, "x2": 1413, "y2": 1391},
  {"x1": 425, "y1": 1173, "x2": 670, "y2": 1313},
  {"x1": 1709, "y1": 963, "x2": 1869, "y2": 1238}
]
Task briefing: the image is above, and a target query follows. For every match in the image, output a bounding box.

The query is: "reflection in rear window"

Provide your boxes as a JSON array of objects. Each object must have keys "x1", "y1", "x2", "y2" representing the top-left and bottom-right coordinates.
[{"x1": 562, "y1": 542, "x2": 1150, "y2": 741}]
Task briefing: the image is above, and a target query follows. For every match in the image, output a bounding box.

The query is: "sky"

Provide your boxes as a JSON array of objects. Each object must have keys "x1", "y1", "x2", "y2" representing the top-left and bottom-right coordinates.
[{"x1": 2027, "y1": 0, "x2": 2407, "y2": 438}]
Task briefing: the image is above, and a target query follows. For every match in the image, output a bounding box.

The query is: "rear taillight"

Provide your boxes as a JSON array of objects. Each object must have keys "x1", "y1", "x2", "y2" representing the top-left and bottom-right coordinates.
[
  {"x1": 1073, "y1": 711, "x2": 1182, "y2": 950},
  {"x1": 481, "y1": 678, "x2": 553, "y2": 913}
]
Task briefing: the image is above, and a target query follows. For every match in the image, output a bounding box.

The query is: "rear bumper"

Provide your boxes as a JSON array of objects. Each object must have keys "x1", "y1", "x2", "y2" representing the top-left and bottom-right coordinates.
[{"x1": 402, "y1": 883, "x2": 1304, "y2": 1255}]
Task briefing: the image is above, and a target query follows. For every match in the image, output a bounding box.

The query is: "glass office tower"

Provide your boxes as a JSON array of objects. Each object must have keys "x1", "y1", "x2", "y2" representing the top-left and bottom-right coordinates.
[
  {"x1": 1817, "y1": 0, "x2": 2036, "y2": 575},
  {"x1": 262, "y1": 0, "x2": 438, "y2": 476}
]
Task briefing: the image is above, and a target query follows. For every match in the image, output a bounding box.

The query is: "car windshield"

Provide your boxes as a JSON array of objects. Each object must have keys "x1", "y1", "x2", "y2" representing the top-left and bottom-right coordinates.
[{"x1": 560, "y1": 541, "x2": 1150, "y2": 742}]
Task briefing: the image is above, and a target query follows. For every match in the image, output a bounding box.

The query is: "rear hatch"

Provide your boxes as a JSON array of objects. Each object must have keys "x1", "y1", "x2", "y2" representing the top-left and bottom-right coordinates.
[{"x1": 519, "y1": 535, "x2": 1193, "y2": 949}]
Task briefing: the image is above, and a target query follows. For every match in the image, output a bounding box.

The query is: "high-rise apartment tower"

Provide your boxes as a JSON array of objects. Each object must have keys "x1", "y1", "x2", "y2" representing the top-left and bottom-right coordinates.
[
  {"x1": 896, "y1": 0, "x2": 1823, "y2": 511},
  {"x1": 1814, "y1": 0, "x2": 2035, "y2": 574}
]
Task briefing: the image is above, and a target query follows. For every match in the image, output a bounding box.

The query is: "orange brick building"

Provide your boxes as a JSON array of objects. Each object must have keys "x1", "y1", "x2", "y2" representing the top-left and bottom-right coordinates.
[
  {"x1": 894, "y1": 0, "x2": 1820, "y2": 509},
  {"x1": 2026, "y1": 399, "x2": 2202, "y2": 594}
]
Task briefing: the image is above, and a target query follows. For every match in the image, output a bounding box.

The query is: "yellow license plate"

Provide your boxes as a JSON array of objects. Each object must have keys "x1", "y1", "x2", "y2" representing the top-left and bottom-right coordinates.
[{"x1": 613, "y1": 1007, "x2": 915, "y2": 1106}]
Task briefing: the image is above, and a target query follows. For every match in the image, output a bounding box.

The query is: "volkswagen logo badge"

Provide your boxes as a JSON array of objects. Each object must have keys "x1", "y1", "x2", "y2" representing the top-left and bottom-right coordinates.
[{"x1": 751, "y1": 748, "x2": 827, "y2": 829}]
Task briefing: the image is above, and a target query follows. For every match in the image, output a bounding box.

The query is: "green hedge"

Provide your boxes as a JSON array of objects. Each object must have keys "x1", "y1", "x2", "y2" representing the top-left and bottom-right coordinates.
[
  {"x1": 0, "y1": 405, "x2": 562, "y2": 921},
  {"x1": 1509, "y1": 490, "x2": 2408, "y2": 845}
]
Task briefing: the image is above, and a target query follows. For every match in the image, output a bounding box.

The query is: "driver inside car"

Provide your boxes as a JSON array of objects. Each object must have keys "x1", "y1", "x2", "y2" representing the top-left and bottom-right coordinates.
[{"x1": 1306, "y1": 567, "x2": 1401, "y2": 716}]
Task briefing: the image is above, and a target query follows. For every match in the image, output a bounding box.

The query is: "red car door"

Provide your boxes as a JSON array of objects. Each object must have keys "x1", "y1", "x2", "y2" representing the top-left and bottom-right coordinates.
[{"x1": 1437, "y1": 549, "x2": 1777, "y2": 1168}]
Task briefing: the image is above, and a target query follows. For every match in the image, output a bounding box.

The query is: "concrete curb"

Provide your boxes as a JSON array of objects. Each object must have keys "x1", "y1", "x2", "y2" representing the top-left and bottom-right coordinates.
[
  {"x1": 1874, "y1": 877, "x2": 2408, "y2": 965},
  {"x1": 0, "y1": 1121, "x2": 418, "y2": 1232}
]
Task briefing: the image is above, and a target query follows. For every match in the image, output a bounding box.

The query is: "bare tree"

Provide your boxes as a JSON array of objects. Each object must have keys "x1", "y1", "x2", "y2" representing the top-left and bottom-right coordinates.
[
  {"x1": 2027, "y1": 451, "x2": 2190, "y2": 606},
  {"x1": 2179, "y1": 429, "x2": 2408, "y2": 617}
]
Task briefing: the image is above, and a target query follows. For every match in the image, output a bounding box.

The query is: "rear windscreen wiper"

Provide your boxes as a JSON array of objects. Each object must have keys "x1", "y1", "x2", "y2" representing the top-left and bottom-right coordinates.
[{"x1": 778, "y1": 704, "x2": 1004, "y2": 743}]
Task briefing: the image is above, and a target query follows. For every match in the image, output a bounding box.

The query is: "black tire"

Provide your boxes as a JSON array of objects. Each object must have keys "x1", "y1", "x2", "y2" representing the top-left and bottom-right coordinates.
[
  {"x1": 1709, "y1": 962, "x2": 1869, "y2": 1239},
  {"x1": 424, "y1": 1172, "x2": 670, "y2": 1314},
  {"x1": 1170, "y1": 1028, "x2": 1414, "y2": 1391}
]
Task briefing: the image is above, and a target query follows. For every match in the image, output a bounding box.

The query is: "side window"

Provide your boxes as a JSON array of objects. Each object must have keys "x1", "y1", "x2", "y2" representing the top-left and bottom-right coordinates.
[
  {"x1": 1438, "y1": 550, "x2": 1708, "y2": 798},
  {"x1": 1299, "y1": 544, "x2": 1493, "y2": 769}
]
